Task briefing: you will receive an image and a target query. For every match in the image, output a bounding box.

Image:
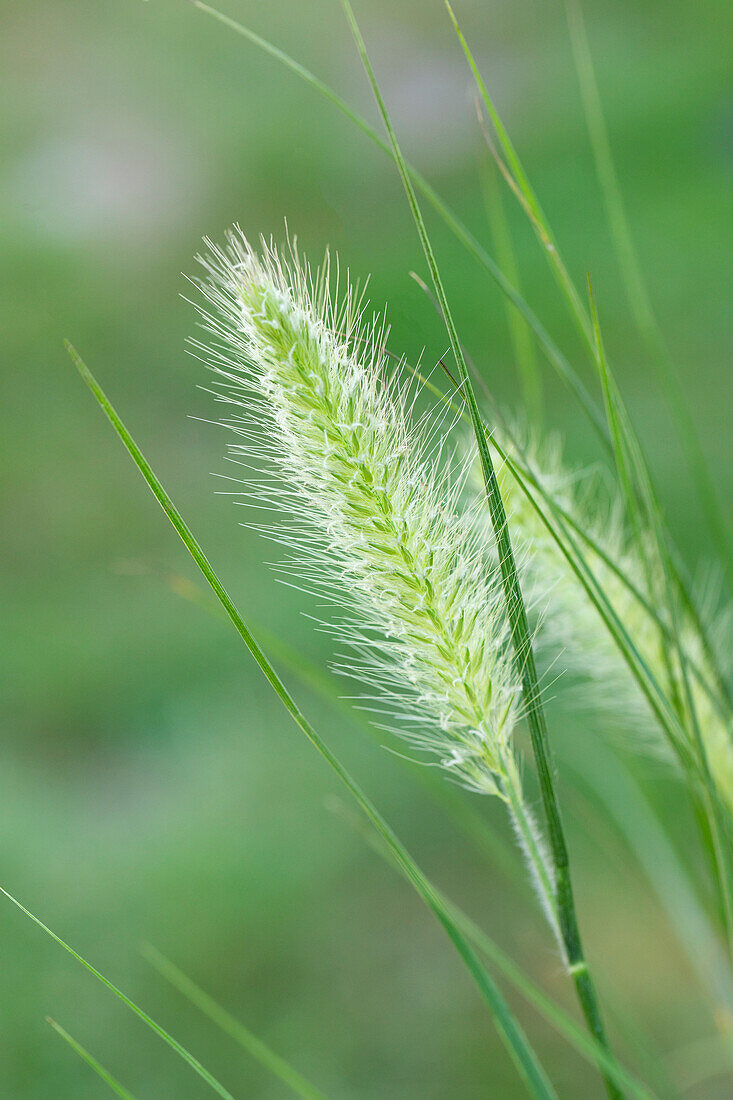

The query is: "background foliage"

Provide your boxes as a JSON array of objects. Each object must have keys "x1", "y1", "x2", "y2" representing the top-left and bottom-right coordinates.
[{"x1": 1, "y1": 0, "x2": 731, "y2": 1095}]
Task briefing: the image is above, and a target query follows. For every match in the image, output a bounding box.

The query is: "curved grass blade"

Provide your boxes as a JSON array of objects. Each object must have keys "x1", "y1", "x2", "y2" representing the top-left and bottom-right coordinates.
[
  {"x1": 399, "y1": 351, "x2": 725, "y2": 769},
  {"x1": 142, "y1": 945, "x2": 329, "y2": 1100},
  {"x1": 565, "y1": 0, "x2": 732, "y2": 579},
  {"x1": 481, "y1": 158, "x2": 543, "y2": 425},
  {"x1": 47, "y1": 1019, "x2": 138, "y2": 1100},
  {"x1": 402, "y1": 290, "x2": 727, "y2": 722},
  {"x1": 338, "y1": 5, "x2": 619, "y2": 1092},
  {"x1": 185, "y1": 0, "x2": 606, "y2": 440},
  {"x1": 0, "y1": 887, "x2": 236, "y2": 1100},
  {"x1": 64, "y1": 341, "x2": 556, "y2": 1100}
]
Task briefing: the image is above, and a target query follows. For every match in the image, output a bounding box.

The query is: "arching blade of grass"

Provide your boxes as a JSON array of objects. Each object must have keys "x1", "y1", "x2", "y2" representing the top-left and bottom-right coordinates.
[
  {"x1": 481, "y1": 158, "x2": 543, "y2": 425},
  {"x1": 325, "y1": 799, "x2": 654, "y2": 1100},
  {"x1": 142, "y1": 946, "x2": 329, "y2": 1100},
  {"x1": 47, "y1": 1019, "x2": 138, "y2": 1100},
  {"x1": 185, "y1": 0, "x2": 606, "y2": 441},
  {"x1": 398, "y1": 349, "x2": 726, "y2": 763},
  {"x1": 339, "y1": 5, "x2": 619, "y2": 1094},
  {"x1": 0, "y1": 887, "x2": 237, "y2": 1100},
  {"x1": 565, "y1": 0, "x2": 732, "y2": 580},
  {"x1": 64, "y1": 342, "x2": 557, "y2": 1100}
]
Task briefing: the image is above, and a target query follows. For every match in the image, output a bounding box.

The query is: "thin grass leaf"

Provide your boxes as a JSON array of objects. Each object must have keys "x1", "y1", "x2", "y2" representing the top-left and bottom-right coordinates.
[
  {"x1": 47, "y1": 1019, "x2": 138, "y2": 1100},
  {"x1": 64, "y1": 341, "x2": 556, "y2": 1100},
  {"x1": 565, "y1": 0, "x2": 732, "y2": 579},
  {"x1": 0, "y1": 887, "x2": 236, "y2": 1100},
  {"x1": 400, "y1": 354, "x2": 726, "y2": 771},
  {"x1": 481, "y1": 158, "x2": 543, "y2": 425},
  {"x1": 444, "y1": 0, "x2": 592, "y2": 348},
  {"x1": 46, "y1": 1016, "x2": 137, "y2": 1095},
  {"x1": 142, "y1": 946, "x2": 328, "y2": 1100},
  {"x1": 338, "y1": 6, "x2": 618, "y2": 1091},
  {"x1": 186, "y1": 0, "x2": 607, "y2": 441}
]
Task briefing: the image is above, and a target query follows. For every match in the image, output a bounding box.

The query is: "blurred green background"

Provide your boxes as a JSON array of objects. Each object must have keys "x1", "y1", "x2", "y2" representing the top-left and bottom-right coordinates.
[{"x1": 1, "y1": 0, "x2": 731, "y2": 1095}]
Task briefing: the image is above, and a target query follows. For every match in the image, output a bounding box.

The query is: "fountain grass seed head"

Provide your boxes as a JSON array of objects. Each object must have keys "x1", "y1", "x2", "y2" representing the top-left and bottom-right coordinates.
[{"x1": 191, "y1": 228, "x2": 528, "y2": 802}]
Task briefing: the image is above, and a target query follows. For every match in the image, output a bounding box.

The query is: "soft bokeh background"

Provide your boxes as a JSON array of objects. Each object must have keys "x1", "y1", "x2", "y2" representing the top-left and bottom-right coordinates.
[{"x1": 2, "y1": 0, "x2": 731, "y2": 1095}]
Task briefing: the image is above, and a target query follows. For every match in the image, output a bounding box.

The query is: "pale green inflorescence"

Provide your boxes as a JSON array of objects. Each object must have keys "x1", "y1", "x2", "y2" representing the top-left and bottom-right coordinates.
[
  {"x1": 194, "y1": 230, "x2": 528, "y2": 805},
  {"x1": 496, "y1": 431, "x2": 733, "y2": 817}
]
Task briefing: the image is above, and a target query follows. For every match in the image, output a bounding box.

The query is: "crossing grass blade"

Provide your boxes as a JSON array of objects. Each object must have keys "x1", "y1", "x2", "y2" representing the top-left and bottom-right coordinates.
[
  {"x1": 47, "y1": 1019, "x2": 139, "y2": 1100},
  {"x1": 0, "y1": 886, "x2": 237, "y2": 1100},
  {"x1": 64, "y1": 340, "x2": 557, "y2": 1100},
  {"x1": 445, "y1": 0, "x2": 728, "y2": 665},
  {"x1": 142, "y1": 946, "x2": 329, "y2": 1100}
]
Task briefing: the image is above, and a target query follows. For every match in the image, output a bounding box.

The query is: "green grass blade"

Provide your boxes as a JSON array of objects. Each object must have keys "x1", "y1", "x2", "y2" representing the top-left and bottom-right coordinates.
[
  {"x1": 339, "y1": 6, "x2": 619, "y2": 1091},
  {"x1": 186, "y1": 0, "x2": 607, "y2": 441},
  {"x1": 47, "y1": 1019, "x2": 138, "y2": 1100},
  {"x1": 444, "y1": 1, "x2": 592, "y2": 349},
  {"x1": 142, "y1": 946, "x2": 329, "y2": 1100},
  {"x1": 0, "y1": 887, "x2": 236, "y2": 1099},
  {"x1": 64, "y1": 341, "x2": 556, "y2": 1100},
  {"x1": 565, "y1": 0, "x2": 732, "y2": 578},
  {"x1": 564, "y1": 0, "x2": 652, "y2": 341},
  {"x1": 497, "y1": 450, "x2": 696, "y2": 771},
  {"x1": 71, "y1": 379, "x2": 651, "y2": 1093},
  {"x1": 481, "y1": 159, "x2": 543, "y2": 424},
  {"x1": 402, "y1": 354, "x2": 725, "y2": 721}
]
